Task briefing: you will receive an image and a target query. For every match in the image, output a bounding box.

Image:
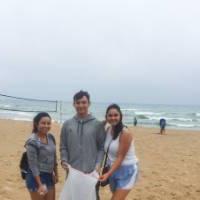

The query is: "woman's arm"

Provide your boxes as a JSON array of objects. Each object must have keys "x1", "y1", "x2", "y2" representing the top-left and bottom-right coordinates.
[
  {"x1": 26, "y1": 142, "x2": 47, "y2": 192},
  {"x1": 49, "y1": 133, "x2": 59, "y2": 183},
  {"x1": 26, "y1": 143, "x2": 40, "y2": 178},
  {"x1": 53, "y1": 151, "x2": 59, "y2": 183},
  {"x1": 95, "y1": 122, "x2": 106, "y2": 172},
  {"x1": 60, "y1": 124, "x2": 70, "y2": 169},
  {"x1": 34, "y1": 176, "x2": 43, "y2": 187}
]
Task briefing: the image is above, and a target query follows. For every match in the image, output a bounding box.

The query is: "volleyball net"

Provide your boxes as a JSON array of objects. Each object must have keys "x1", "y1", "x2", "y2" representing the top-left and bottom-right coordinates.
[{"x1": 0, "y1": 94, "x2": 58, "y2": 113}]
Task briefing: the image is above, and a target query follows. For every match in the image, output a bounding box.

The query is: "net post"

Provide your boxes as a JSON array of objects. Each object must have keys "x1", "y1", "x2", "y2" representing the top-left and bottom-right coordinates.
[
  {"x1": 59, "y1": 101, "x2": 63, "y2": 124},
  {"x1": 56, "y1": 101, "x2": 58, "y2": 112}
]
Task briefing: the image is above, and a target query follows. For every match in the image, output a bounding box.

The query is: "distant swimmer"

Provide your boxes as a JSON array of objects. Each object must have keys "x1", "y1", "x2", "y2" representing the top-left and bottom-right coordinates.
[
  {"x1": 159, "y1": 118, "x2": 166, "y2": 134},
  {"x1": 134, "y1": 117, "x2": 137, "y2": 127}
]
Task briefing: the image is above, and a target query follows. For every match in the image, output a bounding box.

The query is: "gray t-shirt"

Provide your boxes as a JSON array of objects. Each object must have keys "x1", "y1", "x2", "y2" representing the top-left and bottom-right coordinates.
[{"x1": 26, "y1": 133, "x2": 56, "y2": 176}]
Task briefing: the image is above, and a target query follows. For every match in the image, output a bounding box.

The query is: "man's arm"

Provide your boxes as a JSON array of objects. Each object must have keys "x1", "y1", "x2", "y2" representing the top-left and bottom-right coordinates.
[
  {"x1": 95, "y1": 122, "x2": 106, "y2": 169},
  {"x1": 60, "y1": 123, "x2": 69, "y2": 165}
]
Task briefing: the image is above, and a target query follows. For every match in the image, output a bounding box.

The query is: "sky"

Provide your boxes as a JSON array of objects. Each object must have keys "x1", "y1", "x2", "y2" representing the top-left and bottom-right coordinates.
[{"x1": 0, "y1": 0, "x2": 200, "y2": 105}]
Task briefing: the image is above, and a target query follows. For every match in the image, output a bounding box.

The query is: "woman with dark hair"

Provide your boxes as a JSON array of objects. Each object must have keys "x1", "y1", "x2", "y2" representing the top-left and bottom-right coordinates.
[
  {"x1": 99, "y1": 104, "x2": 139, "y2": 200},
  {"x1": 25, "y1": 112, "x2": 58, "y2": 200}
]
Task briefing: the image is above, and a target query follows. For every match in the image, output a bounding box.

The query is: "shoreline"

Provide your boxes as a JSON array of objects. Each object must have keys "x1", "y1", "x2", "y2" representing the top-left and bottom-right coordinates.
[{"x1": 0, "y1": 118, "x2": 200, "y2": 132}]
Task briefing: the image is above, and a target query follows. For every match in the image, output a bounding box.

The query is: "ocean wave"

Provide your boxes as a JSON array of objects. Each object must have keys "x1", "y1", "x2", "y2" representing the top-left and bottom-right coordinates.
[
  {"x1": 196, "y1": 113, "x2": 200, "y2": 117},
  {"x1": 135, "y1": 111, "x2": 164, "y2": 116},
  {"x1": 0, "y1": 110, "x2": 35, "y2": 117},
  {"x1": 167, "y1": 123, "x2": 196, "y2": 128},
  {"x1": 175, "y1": 118, "x2": 193, "y2": 122},
  {"x1": 12, "y1": 117, "x2": 32, "y2": 121},
  {"x1": 121, "y1": 108, "x2": 137, "y2": 111},
  {"x1": 189, "y1": 112, "x2": 200, "y2": 117},
  {"x1": 136, "y1": 115, "x2": 149, "y2": 119},
  {"x1": 0, "y1": 104, "x2": 11, "y2": 108},
  {"x1": 15, "y1": 112, "x2": 35, "y2": 117},
  {"x1": 148, "y1": 116, "x2": 193, "y2": 122},
  {"x1": 0, "y1": 110, "x2": 36, "y2": 122}
]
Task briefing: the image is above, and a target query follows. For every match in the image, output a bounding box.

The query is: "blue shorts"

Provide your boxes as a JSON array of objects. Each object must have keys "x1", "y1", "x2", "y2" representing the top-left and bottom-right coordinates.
[
  {"x1": 25, "y1": 170, "x2": 54, "y2": 192},
  {"x1": 109, "y1": 163, "x2": 139, "y2": 192},
  {"x1": 161, "y1": 125, "x2": 166, "y2": 130}
]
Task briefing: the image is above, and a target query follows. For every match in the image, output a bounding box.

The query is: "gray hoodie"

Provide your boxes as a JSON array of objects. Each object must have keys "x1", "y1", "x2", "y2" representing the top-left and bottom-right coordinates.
[
  {"x1": 60, "y1": 114, "x2": 106, "y2": 173},
  {"x1": 25, "y1": 133, "x2": 56, "y2": 176}
]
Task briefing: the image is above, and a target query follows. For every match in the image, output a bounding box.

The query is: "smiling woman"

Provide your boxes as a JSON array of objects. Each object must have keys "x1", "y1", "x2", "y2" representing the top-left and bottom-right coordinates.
[
  {"x1": 99, "y1": 104, "x2": 139, "y2": 200},
  {"x1": 24, "y1": 112, "x2": 58, "y2": 200}
]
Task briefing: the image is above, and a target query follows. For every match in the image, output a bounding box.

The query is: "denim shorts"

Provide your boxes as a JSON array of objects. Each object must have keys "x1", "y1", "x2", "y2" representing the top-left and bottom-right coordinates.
[
  {"x1": 25, "y1": 170, "x2": 54, "y2": 192},
  {"x1": 109, "y1": 163, "x2": 139, "y2": 192}
]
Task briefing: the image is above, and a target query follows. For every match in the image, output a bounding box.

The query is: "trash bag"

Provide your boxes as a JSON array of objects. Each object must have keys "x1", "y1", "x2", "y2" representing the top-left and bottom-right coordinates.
[{"x1": 59, "y1": 167, "x2": 98, "y2": 200}]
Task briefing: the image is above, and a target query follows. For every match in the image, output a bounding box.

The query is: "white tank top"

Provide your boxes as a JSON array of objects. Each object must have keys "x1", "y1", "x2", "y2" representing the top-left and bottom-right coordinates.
[{"x1": 104, "y1": 128, "x2": 138, "y2": 166}]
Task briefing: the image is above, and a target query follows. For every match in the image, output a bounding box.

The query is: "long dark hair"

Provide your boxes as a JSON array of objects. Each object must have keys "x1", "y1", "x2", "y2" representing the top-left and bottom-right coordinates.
[
  {"x1": 106, "y1": 104, "x2": 124, "y2": 140},
  {"x1": 32, "y1": 112, "x2": 51, "y2": 133}
]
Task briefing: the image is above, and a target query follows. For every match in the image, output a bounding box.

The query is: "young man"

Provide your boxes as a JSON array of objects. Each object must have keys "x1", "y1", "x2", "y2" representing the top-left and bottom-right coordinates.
[{"x1": 60, "y1": 90, "x2": 105, "y2": 199}]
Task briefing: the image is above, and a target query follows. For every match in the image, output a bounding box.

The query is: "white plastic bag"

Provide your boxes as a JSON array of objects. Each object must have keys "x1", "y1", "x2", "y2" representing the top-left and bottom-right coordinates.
[{"x1": 59, "y1": 167, "x2": 98, "y2": 200}]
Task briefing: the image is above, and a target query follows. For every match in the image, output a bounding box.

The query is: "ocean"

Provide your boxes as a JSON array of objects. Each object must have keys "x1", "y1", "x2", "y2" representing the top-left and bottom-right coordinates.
[{"x1": 0, "y1": 95, "x2": 200, "y2": 130}]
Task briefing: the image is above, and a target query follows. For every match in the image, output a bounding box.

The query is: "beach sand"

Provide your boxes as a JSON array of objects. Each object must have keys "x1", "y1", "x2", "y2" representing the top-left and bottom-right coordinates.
[{"x1": 0, "y1": 119, "x2": 200, "y2": 200}]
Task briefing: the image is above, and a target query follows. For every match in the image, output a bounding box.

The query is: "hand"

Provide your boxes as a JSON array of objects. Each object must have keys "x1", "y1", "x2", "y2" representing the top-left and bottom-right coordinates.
[
  {"x1": 99, "y1": 173, "x2": 110, "y2": 182},
  {"x1": 61, "y1": 161, "x2": 70, "y2": 171},
  {"x1": 89, "y1": 170, "x2": 99, "y2": 179},
  {"x1": 95, "y1": 165, "x2": 101, "y2": 174},
  {"x1": 52, "y1": 172, "x2": 59, "y2": 184},
  {"x1": 37, "y1": 184, "x2": 48, "y2": 196}
]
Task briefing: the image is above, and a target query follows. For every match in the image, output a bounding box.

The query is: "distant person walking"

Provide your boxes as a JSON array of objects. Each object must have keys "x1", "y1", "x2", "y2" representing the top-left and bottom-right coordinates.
[
  {"x1": 159, "y1": 118, "x2": 166, "y2": 134},
  {"x1": 134, "y1": 117, "x2": 137, "y2": 127}
]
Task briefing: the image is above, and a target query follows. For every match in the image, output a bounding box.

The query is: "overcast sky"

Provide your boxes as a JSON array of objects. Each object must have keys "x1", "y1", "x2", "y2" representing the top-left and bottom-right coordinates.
[{"x1": 0, "y1": 0, "x2": 200, "y2": 104}]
